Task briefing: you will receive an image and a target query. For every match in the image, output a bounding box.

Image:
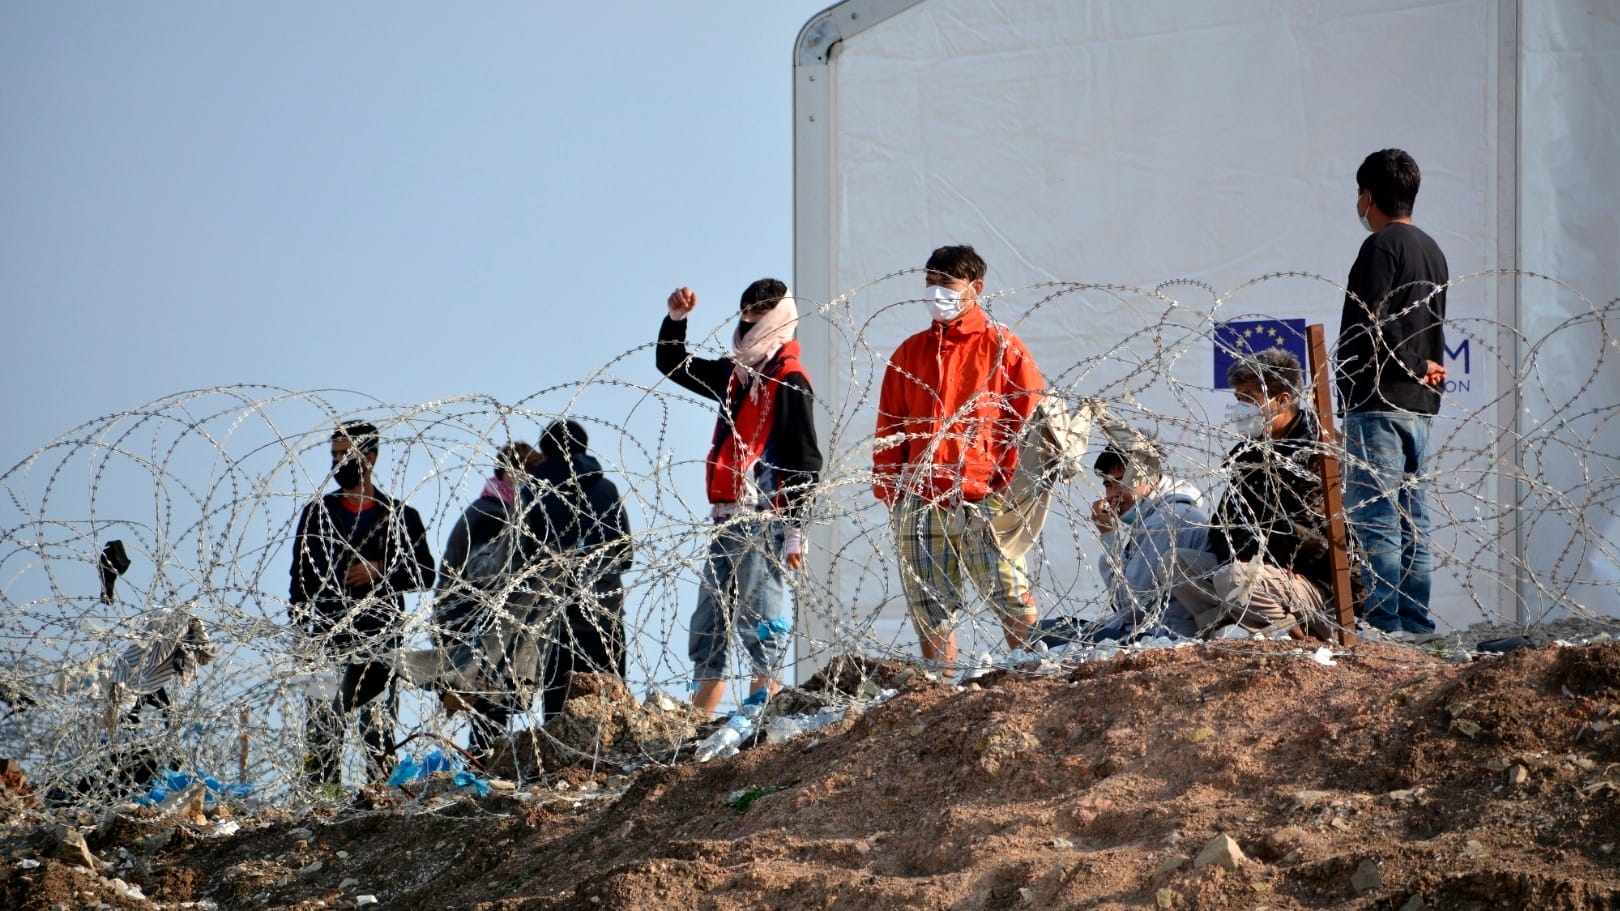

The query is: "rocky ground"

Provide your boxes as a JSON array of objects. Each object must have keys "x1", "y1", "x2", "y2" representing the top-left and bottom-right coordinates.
[{"x1": 3, "y1": 626, "x2": 1619, "y2": 910}]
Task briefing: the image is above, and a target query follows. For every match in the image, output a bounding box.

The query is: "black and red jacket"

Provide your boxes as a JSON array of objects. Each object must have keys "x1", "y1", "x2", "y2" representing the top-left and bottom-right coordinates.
[{"x1": 656, "y1": 316, "x2": 823, "y2": 525}]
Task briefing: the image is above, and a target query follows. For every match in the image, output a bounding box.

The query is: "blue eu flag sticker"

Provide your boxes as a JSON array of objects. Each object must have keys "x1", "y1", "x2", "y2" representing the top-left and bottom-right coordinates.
[{"x1": 1213, "y1": 319, "x2": 1309, "y2": 389}]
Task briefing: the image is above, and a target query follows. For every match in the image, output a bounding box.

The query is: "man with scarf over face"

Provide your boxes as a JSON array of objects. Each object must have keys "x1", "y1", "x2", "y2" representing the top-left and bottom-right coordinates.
[
  {"x1": 657, "y1": 279, "x2": 823, "y2": 716},
  {"x1": 290, "y1": 421, "x2": 435, "y2": 788}
]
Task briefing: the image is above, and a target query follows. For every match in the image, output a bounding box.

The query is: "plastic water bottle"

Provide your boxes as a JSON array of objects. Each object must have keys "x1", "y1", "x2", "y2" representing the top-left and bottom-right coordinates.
[{"x1": 695, "y1": 690, "x2": 768, "y2": 762}]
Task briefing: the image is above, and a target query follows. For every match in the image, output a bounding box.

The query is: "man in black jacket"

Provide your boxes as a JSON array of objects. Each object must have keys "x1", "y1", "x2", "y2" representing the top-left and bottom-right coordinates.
[
  {"x1": 1175, "y1": 350, "x2": 1332, "y2": 639},
  {"x1": 1336, "y1": 148, "x2": 1448, "y2": 635},
  {"x1": 657, "y1": 279, "x2": 823, "y2": 716},
  {"x1": 525, "y1": 419, "x2": 634, "y2": 720},
  {"x1": 290, "y1": 421, "x2": 435, "y2": 788}
]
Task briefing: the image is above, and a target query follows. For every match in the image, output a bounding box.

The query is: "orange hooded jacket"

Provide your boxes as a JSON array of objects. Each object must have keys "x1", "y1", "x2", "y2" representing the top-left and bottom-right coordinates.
[{"x1": 873, "y1": 303, "x2": 1043, "y2": 505}]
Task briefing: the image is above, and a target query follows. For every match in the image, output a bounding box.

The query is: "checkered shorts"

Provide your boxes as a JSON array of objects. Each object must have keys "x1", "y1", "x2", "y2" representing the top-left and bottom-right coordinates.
[{"x1": 893, "y1": 495, "x2": 1036, "y2": 635}]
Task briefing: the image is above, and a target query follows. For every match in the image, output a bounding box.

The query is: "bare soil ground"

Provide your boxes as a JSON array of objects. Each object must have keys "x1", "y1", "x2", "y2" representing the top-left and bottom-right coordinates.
[{"x1": 4, "y1": 639, "x2": 1619, "y2": 910}]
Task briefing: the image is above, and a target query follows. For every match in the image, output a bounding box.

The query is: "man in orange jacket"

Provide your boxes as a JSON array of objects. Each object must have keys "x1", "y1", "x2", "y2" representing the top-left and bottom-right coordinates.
[{"x1": 874, "y1": 245, "x2": 1044, "y2": 674}]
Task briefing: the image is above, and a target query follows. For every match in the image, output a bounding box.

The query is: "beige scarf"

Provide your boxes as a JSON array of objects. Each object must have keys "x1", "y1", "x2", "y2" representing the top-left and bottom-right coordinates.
[{"x1": 731, "y1": 293, "x2": 799, "y2": 381}]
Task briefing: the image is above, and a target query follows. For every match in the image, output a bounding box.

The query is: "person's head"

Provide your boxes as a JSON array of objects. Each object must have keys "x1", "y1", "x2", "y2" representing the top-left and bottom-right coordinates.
[
  {"x1": 330, "y1": 421, "x2": 379, "y2": 491},
  {"x1": 1227, "y1": 349, "x2": 1303, "y2": 439},
  {"x1": 1094, "y1": 441, "x2": 1162, "y2": 517},
  {"x1": 1356, "y1": 148, "x2": 1421, "y2": 229},
  {"x1": 538, "y1": 419, "x2": 589, "y2": 462},
  {"x1": 494, "y1": 441, "x2": 539, "y2": 481},
  {"x1": 737, "y1": 278, "x2": 789, "y2": 335},
  {"x1": 924, "y1": 245, "x2": 986, "y2": 319}
]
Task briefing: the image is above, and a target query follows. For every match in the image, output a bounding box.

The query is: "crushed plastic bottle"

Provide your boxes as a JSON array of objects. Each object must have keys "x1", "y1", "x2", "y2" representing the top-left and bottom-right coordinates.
[
  {"x1": 694, "y1": 690, "x2": 769, "y2": 763},
  {"x1": 765, "y1": 705, "x2": 848, "y2": 744}
]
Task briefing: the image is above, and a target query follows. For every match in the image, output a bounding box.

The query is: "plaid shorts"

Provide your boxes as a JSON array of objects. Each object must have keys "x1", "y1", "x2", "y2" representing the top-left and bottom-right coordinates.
[{"x1": 894, "y1": 495, "x2": 1037, "y2": 635}]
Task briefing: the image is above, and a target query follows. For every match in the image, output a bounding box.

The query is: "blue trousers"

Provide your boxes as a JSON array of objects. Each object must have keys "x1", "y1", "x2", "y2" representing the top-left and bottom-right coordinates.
[{"x1": 1343, "y1": 411, "x2": 1435, "y2": 634}]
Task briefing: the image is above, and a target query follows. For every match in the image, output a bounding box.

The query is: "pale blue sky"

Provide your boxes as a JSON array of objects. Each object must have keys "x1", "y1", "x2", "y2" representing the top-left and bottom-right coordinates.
[{"x1": 1, "y1": 2, "x2": 831, "y2": 469}]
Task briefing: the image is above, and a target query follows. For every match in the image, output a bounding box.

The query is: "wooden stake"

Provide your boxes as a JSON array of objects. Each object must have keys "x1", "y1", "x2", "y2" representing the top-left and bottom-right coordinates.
[
  {"x1": 1306, "y1": 324, "x2": 1357, "y2": 647},
  {"x1": 238, "y1": 706, "x2": 250, "y2": 784}
]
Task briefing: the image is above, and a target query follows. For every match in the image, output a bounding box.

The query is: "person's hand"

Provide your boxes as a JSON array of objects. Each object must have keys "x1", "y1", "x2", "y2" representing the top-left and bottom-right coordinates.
[
  {"x1": 1090, "y1": 497, "x2": 1117, "y2": 533},
  {"x1": 1422, "y1": 359, "x2": 1446, "y2": 388},
  {"x1": 668, "y1": 287, "x2": 697, "y2": 321},
  {"x1": 784, "y1": 527, "x2": 805, "y2": 571},
  {"x1": 345, "y1": 559, "x2": 381, "y2": 588}
]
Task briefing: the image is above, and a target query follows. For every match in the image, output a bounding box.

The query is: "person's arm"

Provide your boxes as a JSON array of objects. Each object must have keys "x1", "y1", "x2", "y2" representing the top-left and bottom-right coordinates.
[
  {"x1": 382, "y1": 503, "x2": 436, "y2": 594},
  {"x1": 872, "y1": 359, "x2": 911, "y2": 505},
  {"x1": 656, "y1": 290, "x2": 733, "y2": 402},
  {"x1": 439, "y1": 508, "x2": 475, "y2": 585},
  {"x1": 991, "y1": 336, "x2": 1044, "y2": 490},
  {"x1": 288, "y1": 502, "x2": 319, "y2": 625}
]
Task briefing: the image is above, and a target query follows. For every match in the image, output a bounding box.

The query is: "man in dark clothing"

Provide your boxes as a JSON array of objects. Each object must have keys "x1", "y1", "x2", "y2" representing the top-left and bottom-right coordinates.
[
  {"x1": 657, "y1": 278, "x2": 823, "y2": 716},
  {"x1": 524, "y1": 419, "x2": 634, "y2": 720},
  {"x1": 1175, "y1": 350, "x2": 1333, "y2": 640},
  {"x1": 1335, "y1": 148, "x2": 1448, "y2": 635},
  {"x1": 433, "y1": 441, "x2": 539, "y2": 760},
  {"x1": 290, "y1": 421, "x2": 436, "y2": 788}
]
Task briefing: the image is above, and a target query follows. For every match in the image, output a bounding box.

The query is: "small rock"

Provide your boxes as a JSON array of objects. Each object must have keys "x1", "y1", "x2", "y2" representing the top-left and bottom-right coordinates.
[
  {"x1": 1461, "y1": 839, "x2": 1485, "y2": 858},
  {"x1": 1018, "y1": 886, "x2": 1034, "y2": 903},
  {"x1": 1330, "y1": 817, "x2": 1352, "y2": 831},
  {"x1": 301, "y1": 860, "x2": 324, "y2": 876},
  {"x1": 1193, "y1": 833, "x2": 1246, "y2": 871},
  {"x1": 339, "y1": 877, "x2": 360, "y2": 890},
  {"x1": 1186, "y1": 727, "x2": 1214, "y2": 743},
  {"x1": 1257, "y1": 827, "x2": 1307, "y2": 861},
  {"x1": 1291, "y1": 790, "x2": 1333, "y2": 810},
  {"x1": 1350, "y1": 858, "x2": 1382, "y2": 895},
  {"x1": 1506, "y1": 764, "x2": 1529, "y2": 787},
  {"x1": 335, "y1": 850, "x2": 349, "y2": 860},
  {"x1": 1452, "y1": 719, "x2": 1482, "y2": 738},
  {"x1": 1154, "y1": 854, "x2": 1186, "y2": 875},
  {"x1": 110, "y1": 878, "x2": 145, "y2": 901},
  {"x1": 355, "y1": 896, "x2": 379, "y2": 907},
  {"x1": 1155, "y1": 887, "x2": 1175, "y2": 908},
  {"x1": 488, "y1": 779, "x2": 517, "y2": 793},
  {"x1": 1601, "y1": 843, "x2": 1615, "y2": 855},
  {"x1": 48, "y1": 827, "x2": 99, "y2": 869},
  {"x1": 1050, "y1": 837, "x2": 1075, "y2": 849},
  {"x1": 287, "y1": 827, "x2": 314, "y2": 841},
  {"x1": 1398, "y1": 895, "x2": 1424, "y2": 911}
]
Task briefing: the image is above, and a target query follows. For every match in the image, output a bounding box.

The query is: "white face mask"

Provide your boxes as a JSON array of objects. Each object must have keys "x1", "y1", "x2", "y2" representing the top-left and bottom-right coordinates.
[
  {"x1": 1225, "y1": 400, "x2": 1266, "y2": 438},
  {"x1": 927, "y1": 284, "x2": 964, "y2": 322},
  {"x1": 1357, "y1": 194, "x2": 1374, "y2": 232}
]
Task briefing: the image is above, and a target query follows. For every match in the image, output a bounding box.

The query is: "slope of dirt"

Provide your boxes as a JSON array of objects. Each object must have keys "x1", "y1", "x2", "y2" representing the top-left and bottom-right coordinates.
[{"x1": 4, "y1": 641, "x2": 1619, "y2": 910}]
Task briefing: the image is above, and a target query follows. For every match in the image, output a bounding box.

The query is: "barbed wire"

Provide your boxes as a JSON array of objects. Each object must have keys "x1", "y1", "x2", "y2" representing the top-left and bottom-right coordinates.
[{"x1": 1, "y1": 270, "x2": 1616, "y2": 819}]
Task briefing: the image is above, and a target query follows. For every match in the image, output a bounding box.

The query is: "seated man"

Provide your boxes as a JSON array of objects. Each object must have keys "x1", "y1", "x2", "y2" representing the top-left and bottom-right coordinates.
[
  {"x1": 1174, "y1": 349, "x2": 1334, "y2": 639},
  {"x1": 1039, "y1": 436, "x2": 1208, "y2": 645}
]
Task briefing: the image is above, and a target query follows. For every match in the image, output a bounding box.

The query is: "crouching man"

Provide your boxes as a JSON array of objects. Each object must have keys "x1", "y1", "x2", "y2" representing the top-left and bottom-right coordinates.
[{"x1": 1176, "y1": 350, "x2": 1333, "y2": 640}]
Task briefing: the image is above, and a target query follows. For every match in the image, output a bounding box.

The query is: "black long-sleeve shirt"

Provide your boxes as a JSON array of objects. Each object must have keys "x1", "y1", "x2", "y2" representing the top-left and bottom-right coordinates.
[
  {"x1": 1209, "y1": 411, "x2": 1332, "y2": 593},
  {"x1": 289, "y1": 492, "x2": 436, "y2": 650},
  {"x1": 1335, "y1": 222, "x2": 1448, "y2": 415},
  {"x1": 656, "y1": 316, "x2": 823, "y2": 525}
]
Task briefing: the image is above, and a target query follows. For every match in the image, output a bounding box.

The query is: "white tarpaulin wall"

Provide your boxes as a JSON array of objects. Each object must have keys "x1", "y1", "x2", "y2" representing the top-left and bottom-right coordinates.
[{"x1": 792, "y1": 0, "x2": 1619, "y2": 669}]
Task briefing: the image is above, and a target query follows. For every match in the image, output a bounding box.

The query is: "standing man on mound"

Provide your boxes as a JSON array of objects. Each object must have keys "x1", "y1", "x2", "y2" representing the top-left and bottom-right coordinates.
[
  {"x1": 874, "y1": 245, "x2": 1044, "y2": 675},
  {"x1": 657, "y1": 279, "x2": 823, "y2": 716}
]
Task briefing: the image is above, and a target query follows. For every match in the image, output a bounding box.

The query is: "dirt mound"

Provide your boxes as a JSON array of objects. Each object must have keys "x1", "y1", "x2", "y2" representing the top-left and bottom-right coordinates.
[{"x1": 5, "y1": 642, "x2": 1620, "y2": 910}]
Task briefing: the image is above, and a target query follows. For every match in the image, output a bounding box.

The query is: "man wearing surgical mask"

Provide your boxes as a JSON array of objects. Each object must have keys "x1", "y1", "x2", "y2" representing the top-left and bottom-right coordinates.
[
  {"x1": 1173, "y1": 350, "x2": 1333, "y2": 639},
  {"x1": 873, "y1": 245, "x2": 1045, "y2": 674},
  {"x1": 289, "y1": 421, "x2": 436, "y2": 790}
]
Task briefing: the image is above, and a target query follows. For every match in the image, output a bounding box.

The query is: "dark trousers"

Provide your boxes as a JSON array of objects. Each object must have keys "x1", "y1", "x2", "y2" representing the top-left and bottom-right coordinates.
[
  {"x1": 539, "y1": 583, "x2": 627, "y2": 720},
  {"x1": 304, "y1": 660, "x2": 397, "y2": 786}
]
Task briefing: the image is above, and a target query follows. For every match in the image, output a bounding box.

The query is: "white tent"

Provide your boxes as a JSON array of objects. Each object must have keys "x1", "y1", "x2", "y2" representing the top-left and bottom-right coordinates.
[{"x1": 791, "y1": 0, "x2": 1620, "y2": 671}]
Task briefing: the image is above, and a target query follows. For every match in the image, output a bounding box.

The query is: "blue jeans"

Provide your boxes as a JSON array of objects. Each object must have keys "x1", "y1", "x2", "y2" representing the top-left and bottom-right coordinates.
[
  {"x1": 689, "y1": 516, "x2": 789, "y2": 681},
  {"x1": 1343, "y1": 411, "x2": 1435, "y2": 634}
]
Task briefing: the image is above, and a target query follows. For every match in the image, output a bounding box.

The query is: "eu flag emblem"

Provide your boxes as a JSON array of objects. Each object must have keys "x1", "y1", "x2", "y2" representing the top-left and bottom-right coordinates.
[{"x1": 1213, "y1": 319, "x2": 1309, "y2": 389}]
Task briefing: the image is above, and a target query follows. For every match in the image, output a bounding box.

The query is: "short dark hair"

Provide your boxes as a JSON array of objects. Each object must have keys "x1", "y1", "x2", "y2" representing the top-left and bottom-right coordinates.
[
  {"x1": 1093, "y1": 440, "x2": 1163, "y2": 483},
  {"x1": 1356, "y1": 149, "x2": 1421, "y2": 219},
  {"x1": 1227, "y1": 348, "x2": 1303, "y2": 399},
  {"x1": 925, "y1": 245, "x2": 986, "y2": 283},
  {"x1": 739, "y1": 278, "x2": 788, "y2": 313},
  {"x1": 332, "y1": 420, "x2": 380, "y2": 454},
  {"x1": 539, "y1": 419, "x2": 589, "y2": 459},
  {"x1": 495, "y1": 441, "x2": 538, "y2": 479}
]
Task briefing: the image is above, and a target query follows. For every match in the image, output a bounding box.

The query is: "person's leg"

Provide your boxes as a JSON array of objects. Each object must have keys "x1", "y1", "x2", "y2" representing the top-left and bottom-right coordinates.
[
  {"x1": 734, "y1": 519, "x2": 790, "y2": 700},
  {"x1": 538, "y1": 604, "x2": 576, "y2": 720},
  {"x1": 305, "y1": 685, "x2": 345, "y2": 786},
  {"x1": 1343, "y1": 412, "x2": 1408, "y2": 632},
  {"x1": 341, "y1": 660, "x2": 397, "y2": 783},
  {"x1": 894, "y1": 498, "x2": 962, "y2": 674},
  {"x1": 690, "y1": 523, "x2": 741, "y2": 716},
  {"x1": 465, "y1": 695, "x2": 511, "y2": 761},
  {"x1": 1169, "y1": 549, "x2": 1225, "y2": 636},
  {"x1": 1220, "y1": 561, "x2": 1330, "y2": 638},
  {"x1": 1396, "y1": 415, "x2": 1436, "y2": 634},
  {"x1": 964, "y1": 501, "x2": 1038, "y2": 650}
]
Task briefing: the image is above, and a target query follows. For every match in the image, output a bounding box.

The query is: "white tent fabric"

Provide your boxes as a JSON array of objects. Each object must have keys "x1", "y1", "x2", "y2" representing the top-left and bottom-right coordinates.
[{"x1": 794, "y1": 0, "x2": 1619, "y2": 664}]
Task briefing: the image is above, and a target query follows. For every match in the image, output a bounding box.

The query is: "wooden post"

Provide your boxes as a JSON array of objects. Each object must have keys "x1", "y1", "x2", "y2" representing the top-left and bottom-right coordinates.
[
  {"x1": 238, "y1": 706, "x2": 250, "y2": 785},
  {"x1": 1306, "y1": 324, "x2": 1357, "y2": 647}
]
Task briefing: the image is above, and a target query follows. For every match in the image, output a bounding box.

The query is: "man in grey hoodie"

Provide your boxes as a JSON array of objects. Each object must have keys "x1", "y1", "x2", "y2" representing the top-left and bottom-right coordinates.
[{"x1": 1039, "y1": 438, "x2": 1209, "y2": 645}]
